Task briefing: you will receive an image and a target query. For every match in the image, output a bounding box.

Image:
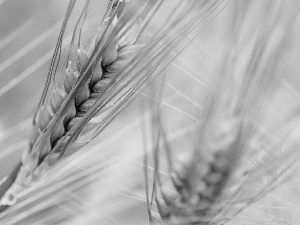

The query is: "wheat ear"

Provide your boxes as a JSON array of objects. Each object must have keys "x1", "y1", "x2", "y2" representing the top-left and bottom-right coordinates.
[
  {"x1": 0, "y1": 0, "x2": 143, "y2": 207},
  {"x1": 153, "y1": 100, "x2": 243, "y2": 224},
  {"x1": 151, "y1": 1, "x2": 300, "y2": 223}
]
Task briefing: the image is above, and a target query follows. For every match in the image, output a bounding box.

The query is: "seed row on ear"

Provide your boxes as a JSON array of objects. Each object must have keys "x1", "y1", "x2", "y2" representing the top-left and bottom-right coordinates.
[
  {"x1": 155, "y1": 116, "x2": 242, "y2": 224},
  {"x1": 28, "y1": 43, "x2": 136, "y2": 176},
  {"x1": 156, "y1": 153, "x2": 230, "y2": 222}
]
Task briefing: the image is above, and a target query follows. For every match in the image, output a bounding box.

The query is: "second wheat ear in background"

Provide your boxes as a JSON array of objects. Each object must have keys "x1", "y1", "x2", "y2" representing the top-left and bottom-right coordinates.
[{"x1": 146, "y1": 1, "x2": 300, "y2": 224}]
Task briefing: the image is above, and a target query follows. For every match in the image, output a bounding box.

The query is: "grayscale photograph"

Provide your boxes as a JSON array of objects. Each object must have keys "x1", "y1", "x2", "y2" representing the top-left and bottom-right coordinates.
[{"x1": 0, "y1": 0, "x2": 299, "y2": 224}]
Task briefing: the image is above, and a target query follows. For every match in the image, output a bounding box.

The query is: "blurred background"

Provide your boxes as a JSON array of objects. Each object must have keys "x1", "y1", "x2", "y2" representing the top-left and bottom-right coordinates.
[{"x1": 0, "y1": 0, "x2": 300, "y2": 224}]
